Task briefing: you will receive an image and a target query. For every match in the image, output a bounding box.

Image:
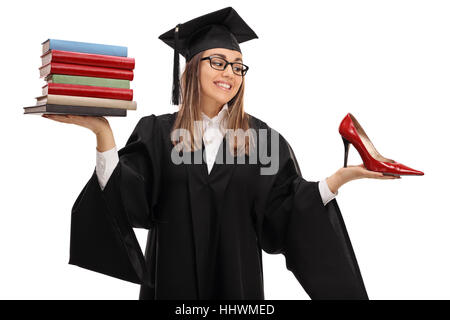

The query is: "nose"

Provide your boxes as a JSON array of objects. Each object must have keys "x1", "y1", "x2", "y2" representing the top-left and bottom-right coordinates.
[{"x1": 223, "y1": 63, "x2": 234, "y2": 77}]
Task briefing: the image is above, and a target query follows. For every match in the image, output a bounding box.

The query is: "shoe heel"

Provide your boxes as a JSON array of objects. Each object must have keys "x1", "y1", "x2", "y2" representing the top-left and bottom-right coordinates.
[{"x1": 342, "y1": 136, "x2": 350, "y2": 168}]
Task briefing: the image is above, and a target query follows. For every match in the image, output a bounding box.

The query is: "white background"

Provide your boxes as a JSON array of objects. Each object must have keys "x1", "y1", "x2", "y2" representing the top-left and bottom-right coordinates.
[{"x1": 0, "y1": 0, "x2": 448, "y2": 299}]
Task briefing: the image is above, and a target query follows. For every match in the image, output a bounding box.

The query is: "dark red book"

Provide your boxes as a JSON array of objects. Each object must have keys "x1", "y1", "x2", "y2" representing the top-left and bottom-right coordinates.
[
  {"x1": 42, "y1": 83, "x2": 133, "y2": 100},
  {"x1": 41, "y1": 50, "x2": 135, "y2": 70},
  {"x1": 39, "y1": 62, "x2": 134, "y2": 80}
]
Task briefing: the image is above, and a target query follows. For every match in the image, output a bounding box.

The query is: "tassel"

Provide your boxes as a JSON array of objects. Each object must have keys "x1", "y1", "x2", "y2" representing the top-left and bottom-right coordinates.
[{"x1": 171, "y1": 23, "x2": 181, "y2": 105}]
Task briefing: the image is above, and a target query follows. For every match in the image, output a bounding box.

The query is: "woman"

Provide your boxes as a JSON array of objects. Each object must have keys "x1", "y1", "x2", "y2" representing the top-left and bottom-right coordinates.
[{"x1": 42, "y1": 7, "x2": 398, "y2": 300}]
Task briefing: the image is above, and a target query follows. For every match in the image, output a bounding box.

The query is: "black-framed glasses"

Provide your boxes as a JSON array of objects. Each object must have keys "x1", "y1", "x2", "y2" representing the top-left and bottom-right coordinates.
[{"x1": 201, "y1": 56, "x2": 249, "y2": 76}]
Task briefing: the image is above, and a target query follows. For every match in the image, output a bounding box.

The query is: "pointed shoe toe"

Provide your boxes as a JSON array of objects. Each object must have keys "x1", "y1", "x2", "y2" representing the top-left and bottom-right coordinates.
[{"x1": 390, "y1": 162, "x2": 424, "y2": 176}]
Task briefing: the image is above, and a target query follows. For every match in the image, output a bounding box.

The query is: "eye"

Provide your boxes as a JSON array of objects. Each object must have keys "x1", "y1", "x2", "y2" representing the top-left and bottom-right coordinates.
[{"x1": 211, "y1": 58, "x2": 225, "y2": 67}]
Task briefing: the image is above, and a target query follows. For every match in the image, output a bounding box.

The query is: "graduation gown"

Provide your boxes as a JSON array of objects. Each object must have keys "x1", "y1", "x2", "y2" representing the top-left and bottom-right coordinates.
[{"x1": 69, "y1": 112, "x2": 368, "y2": 300}]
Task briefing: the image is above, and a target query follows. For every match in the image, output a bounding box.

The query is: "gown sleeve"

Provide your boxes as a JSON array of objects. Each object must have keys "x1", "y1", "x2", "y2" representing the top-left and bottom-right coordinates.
[
  {"x1": 68, "y1": 115, "x2": 161, "y2": 286},
  {"x1": 254, "y1": 128, "x2": 369, "y2": 300}
]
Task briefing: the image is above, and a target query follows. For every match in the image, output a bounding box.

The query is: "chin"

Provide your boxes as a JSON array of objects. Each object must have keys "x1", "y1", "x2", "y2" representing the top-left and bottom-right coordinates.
[
  {"x1": 216, "y1": 97, "x2": 230, "y2": 105},
  {"x1": 207, "y1": 93, "x2": 232, "y2": 106}
]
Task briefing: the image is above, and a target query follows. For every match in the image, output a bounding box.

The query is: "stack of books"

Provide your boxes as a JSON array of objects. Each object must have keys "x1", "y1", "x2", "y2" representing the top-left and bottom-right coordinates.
[{"x1": 24, "y1": 39, "x2": 137, "y2": 117}]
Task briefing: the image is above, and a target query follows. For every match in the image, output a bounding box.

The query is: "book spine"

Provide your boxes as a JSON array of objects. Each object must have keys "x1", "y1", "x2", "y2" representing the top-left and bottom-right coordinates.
[
  {"x1": 24, "y1": 104, "x2": 127, "y2": 117},
  {"x1": 46, "y1": 83, "x2": 133, "y2": 100},
  {"x1": 47, "y1": 39, "x2": 127, "y2": 57},
  {"x1": 47, "y1": 50, "x2": 135, "y2": 70},
  {"x1": 49, "y1": 75, "x2": 130, "y2": 89},
  {"x1": 41, "y1": 94, "x2": 137, "y2": 110},
  {"x1": 46, "y1": 62, "x2": 134, "y2": 80}
]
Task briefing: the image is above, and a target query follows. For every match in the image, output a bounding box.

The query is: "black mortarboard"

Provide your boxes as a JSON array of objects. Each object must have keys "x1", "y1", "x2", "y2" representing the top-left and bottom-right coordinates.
[{"x1": 158, "y1": 7, "x2": 258, "y2": 105}]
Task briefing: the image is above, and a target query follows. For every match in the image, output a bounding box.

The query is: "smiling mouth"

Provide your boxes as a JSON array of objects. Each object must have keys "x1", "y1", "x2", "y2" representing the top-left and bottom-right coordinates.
[{"x1": 214, "y1": 81, "x2": 232, "y2": 91}]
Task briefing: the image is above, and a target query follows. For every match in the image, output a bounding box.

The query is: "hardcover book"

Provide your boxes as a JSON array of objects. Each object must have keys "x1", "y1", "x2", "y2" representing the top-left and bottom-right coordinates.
[
  {"x1": 46, "y1": 74, "x2": 130, "y2": 89},
  {"x1": 42, "y1": 39, "x2": 128, "y2": 57},
  {"x1": 39, "y1": 62, "x2": 134, "y2": 80},
  {"x1": 24, "y1": 104, "x2": 127, "y2": 117},
  {"x1": 36, "y1": 94, "x2": 137, "y2": 110},
  {"x1": 43, "y1": 83, "x2": 133, "y2": 101},
  {"x1": 41, "y1": 50, "x2": 135, "y2": 70}
]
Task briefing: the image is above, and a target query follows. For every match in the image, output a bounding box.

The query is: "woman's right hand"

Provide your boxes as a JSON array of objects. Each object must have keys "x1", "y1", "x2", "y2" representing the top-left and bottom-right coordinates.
[
  {"x1": 42, "y1": 114, "x2": 117, "y2": 152},
  {"x1": 41, "y1": 114, "x2": 110, "y2": 135}
]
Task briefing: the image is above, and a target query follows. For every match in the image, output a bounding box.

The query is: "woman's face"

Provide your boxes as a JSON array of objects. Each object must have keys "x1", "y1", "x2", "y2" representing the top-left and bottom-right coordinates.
[{"x1": 199, "y1": 48, "x2": 244, "y2": 106}]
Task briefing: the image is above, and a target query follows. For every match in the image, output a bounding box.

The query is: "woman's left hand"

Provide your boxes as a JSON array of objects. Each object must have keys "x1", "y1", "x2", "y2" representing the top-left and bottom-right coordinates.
[
  {"x1": 326, "y1": 164, "x2": 400, "y2": 193},
  {"x1": 339, "y1": 163, "x2": 401, "y2": 182}
]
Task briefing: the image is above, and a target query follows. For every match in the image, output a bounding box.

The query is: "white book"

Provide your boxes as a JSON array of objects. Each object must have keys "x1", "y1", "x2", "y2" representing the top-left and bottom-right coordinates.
[{"x1": 35, "y1": 94, "x2": 137, "y2": 110}]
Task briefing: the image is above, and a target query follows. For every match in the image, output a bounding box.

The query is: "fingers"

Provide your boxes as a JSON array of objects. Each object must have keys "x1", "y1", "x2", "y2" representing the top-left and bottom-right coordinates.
[
  {"x1": 42, "y1": 114, "x2": 73, "y2": 123},
  {"x1": 370, "y1": 172, "x2": 401, "y2": 179},
  {"x1": 379, "y1": 175, "x2": 401, "y2": 179},
  {"x1": 346, "y1": 164, "x2": 366, "y2": 169},
  {"x1": 350, "y1": 164, "x2": 400, "y2": 179},
  {"x1": 355, "y1": 167, "x2": 401, "y2": 179},
  {"x1": 380, "y1": 174, "x2": 401, "y2": 179},
  {"x1": 42, "y1": 114, "x2": 86, "y2": 126},
  {"x1": 344, "y1": 163, "x2": 402, "y2": 180},
  {"x1": 368, "y1": 171, "x2": 384, "y2": 178}
]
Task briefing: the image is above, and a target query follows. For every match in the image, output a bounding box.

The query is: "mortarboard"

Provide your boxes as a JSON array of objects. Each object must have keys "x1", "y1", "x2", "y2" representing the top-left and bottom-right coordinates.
[{"x1": 158, "y1": 7, "x2": 258, "y2": 105}]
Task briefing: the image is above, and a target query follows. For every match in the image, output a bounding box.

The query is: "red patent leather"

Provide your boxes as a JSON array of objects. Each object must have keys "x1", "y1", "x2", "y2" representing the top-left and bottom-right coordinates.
[{"x1": 338, "y1": 113, "x2": 424, "y2": 176}]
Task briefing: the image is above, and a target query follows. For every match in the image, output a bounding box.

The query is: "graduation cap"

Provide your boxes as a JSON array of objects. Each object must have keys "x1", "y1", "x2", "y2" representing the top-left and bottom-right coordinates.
[{"x1": 158, "y1": 7, "x2": 258, "y2": 105}]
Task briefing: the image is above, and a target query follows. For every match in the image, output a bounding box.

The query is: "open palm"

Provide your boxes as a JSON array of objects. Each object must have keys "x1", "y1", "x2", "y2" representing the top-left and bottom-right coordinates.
[
  {"x1": 41, "y1": 114, "x2": 110, "y2": 134},
  {"x1": 342, "y1": 164, "x2": 401, "y2": 181}
]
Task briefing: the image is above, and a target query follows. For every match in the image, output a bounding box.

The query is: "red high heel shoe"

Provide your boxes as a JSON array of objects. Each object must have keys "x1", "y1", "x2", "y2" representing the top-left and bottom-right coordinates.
[{"x1": 339, "y1": 113, "x2": 424, "y2": 176}]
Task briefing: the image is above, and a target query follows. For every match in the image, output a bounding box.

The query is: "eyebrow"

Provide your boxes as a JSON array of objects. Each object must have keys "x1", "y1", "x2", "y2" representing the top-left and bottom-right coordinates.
[{"x1": 211, "y1": 53, "x2": 243, "y2": 62}]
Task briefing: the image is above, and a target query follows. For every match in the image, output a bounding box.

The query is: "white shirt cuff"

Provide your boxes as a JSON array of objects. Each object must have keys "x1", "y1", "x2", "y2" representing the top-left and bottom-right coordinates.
[
  {"x1": 96, "y1": 146, "x2": 119, "y2": 191},
  {"x1": 318, "y1": 179, "x2": 338, "y2": 206}
]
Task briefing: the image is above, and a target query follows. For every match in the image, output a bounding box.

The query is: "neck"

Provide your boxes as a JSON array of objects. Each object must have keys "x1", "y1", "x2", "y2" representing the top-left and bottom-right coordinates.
[{"x1": 200, "y1": 96, "x2": 223, "y2": 118}]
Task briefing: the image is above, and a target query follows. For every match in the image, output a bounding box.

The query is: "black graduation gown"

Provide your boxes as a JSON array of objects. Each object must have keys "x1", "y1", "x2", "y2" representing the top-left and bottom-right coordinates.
[{"x1": 68, "y1": 112, "x2": 369, "y2": 300}]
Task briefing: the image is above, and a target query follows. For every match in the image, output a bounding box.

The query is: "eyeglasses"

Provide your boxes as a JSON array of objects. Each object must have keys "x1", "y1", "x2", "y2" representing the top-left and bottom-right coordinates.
[{"x1": 201, "y1": 56, "x2": 249, "y2": 76}]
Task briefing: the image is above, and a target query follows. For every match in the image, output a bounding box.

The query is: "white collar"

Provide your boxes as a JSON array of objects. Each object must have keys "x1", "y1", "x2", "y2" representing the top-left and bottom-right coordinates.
[{"x1": 201, "y1": 103, "x2": 229, "y2": 125}]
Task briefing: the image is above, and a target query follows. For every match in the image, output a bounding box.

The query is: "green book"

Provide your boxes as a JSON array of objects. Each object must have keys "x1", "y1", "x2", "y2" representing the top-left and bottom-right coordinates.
[{"x1": 46, "y1": 74, "x2": 130, "y2": 89}]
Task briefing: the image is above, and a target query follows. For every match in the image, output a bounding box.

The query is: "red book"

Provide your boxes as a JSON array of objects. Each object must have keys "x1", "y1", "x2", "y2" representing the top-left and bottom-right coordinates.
[
  {"x1": 41, "y1": 50, "x2": 135, "y2": 70},
  {"x1": 39, "y1": 62, "x2": 134, "y2": 80},
  {"x1": 43, "y1": 83, "x2": 133, "y2": 101}
]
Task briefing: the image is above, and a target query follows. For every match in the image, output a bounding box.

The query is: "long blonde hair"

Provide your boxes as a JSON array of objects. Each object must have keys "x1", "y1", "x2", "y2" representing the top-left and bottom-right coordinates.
[{"x1": 171, "y1": 51, "x2": 251, "y2": 156}]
